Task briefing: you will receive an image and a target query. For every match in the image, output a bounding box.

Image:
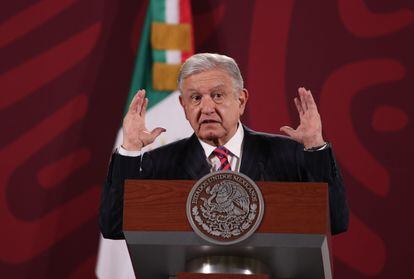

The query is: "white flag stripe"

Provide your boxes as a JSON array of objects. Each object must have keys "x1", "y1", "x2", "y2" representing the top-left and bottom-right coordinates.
[
  {"x1": 166, "y1": 50, "x2": 182, "y2": 64},
  {"x1": 166, "y1": 0, "x2": 182, "y2": 64},
  {"x1": 96, "y1": 235, "x2": 135, "y2": 279},
  {"x1": 166, "y1": 0, "x2": 179, "y2": 23}
]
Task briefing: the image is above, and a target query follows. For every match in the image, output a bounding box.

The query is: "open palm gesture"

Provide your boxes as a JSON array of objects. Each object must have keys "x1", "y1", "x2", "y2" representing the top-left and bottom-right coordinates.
[
  {"x1": 280, "y1": 87, "x2": 325, "y2": 149},
  {"x1": 122, "y1": 90, "x2": 166, "y2": 151}
]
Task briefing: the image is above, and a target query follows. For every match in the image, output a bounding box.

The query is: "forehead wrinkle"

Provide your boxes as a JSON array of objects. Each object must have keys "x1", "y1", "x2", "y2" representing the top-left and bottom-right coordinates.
[
  {"x1": 182, "y1": 69, "x2": 234, "y2": 95},
  {"x1": 186, "y1": 83, "x2": 226, "y2": 94},
  {"x1": 209, "y1": 84, "x2": 225, "y2": 91}
]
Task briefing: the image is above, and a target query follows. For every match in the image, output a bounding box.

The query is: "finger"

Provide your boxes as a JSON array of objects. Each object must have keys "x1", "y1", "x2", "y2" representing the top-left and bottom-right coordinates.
[
  {"x1": 298, "y1": 87, "x2": 308, "y2": 111},
  {"x1": 135, "y1": 90, "x2": 146, "y2": 114},
  {"x1": 127, "y1": 93, "x2": 139, "y2": 113},
  {"x1": 294, "y1": 97, "x2": 304, "y2": 115},
  {"x1": 150, "y1": 127, "x2": 166, "y2": 140},
  {"x1": 128, "y1": 89, "x2": 145, "y2": 113},
  {"x1": 140, "y1": 98, "x2": 148, "y2": 116},
  {"x1": 304, "y1": 89, "x2": 317, "y2": 111},
  {"x1": 280, "y1": 126, "x2": 297, "y2": 137}
]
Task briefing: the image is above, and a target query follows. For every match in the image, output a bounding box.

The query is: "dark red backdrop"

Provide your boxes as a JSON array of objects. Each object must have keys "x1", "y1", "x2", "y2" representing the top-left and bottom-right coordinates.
[{"x1": 1, "y1": 0, "x2": 413, "y2": 278}]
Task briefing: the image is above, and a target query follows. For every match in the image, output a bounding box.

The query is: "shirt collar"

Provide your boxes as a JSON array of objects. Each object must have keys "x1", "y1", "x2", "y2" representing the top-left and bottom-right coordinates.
[{"x1": 198, "y1": 122, "x2": 244, "y2": 158}]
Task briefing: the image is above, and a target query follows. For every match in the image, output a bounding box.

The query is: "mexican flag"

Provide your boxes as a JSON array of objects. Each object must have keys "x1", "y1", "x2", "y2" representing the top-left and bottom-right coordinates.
[{"x1": 96, "y1": 0, "x2": 194, "y2": 277}]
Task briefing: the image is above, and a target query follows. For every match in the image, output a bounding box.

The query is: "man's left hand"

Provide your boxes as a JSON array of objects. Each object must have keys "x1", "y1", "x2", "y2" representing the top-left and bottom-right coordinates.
[{"x1": 280, "y1": 87, "x2": 325, "y2": 149}]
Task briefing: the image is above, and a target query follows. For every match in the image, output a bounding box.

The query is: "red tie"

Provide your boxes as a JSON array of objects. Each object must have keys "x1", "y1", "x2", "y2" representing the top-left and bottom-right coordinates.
[{"x1": 213, "y1": 146, "x2": 231, "y2": 171}]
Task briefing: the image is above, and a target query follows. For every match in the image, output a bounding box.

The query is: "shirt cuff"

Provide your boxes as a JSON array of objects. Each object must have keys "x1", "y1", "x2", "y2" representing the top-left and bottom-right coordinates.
[
  {"x1": 117, "y1": 146, "x2": 142, "y2": 157},
  {"x1": 304, "y1": 142, "x2": 329, "y2": 152}
]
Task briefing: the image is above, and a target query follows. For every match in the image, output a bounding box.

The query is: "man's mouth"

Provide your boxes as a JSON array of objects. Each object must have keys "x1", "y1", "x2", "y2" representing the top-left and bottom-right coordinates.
[{"x1": 200, "y1": 120, "x2": 220, "y2": 125}]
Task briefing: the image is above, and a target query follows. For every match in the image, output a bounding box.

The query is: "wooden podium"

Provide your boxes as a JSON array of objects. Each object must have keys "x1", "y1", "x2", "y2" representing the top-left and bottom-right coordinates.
[{"x1": 123, "y1": 180, "x2": 332, "y2": 279}]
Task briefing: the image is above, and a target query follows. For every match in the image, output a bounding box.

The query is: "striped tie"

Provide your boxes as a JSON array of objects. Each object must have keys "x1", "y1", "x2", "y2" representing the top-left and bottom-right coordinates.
[{"x1": 213, "y1": 146, "x2": 231, "y2": 171}]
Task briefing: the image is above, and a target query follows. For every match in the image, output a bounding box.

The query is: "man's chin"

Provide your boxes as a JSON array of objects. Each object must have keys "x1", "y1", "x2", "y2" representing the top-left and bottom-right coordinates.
[
  {"x1": 197, "y1": 129, "x2": 225, "y2": 144},
  {"x1": 199, "y1": 132, "x2": 220, "y2": 140}
]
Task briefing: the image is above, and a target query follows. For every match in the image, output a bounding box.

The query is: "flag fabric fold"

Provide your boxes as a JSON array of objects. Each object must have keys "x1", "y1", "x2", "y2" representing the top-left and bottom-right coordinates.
[{"x1": 96, "y1": 0, "x2": 194, "y2": 277}]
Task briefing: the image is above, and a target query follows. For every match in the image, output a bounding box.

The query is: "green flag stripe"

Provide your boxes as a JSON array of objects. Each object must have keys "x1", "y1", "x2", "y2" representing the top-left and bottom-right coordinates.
[
  {"x1": 124, "y1": 7, "x2": 152, "y2": 115},
  {"x1": 151, "y1": 0, "x2": 166, "y2": 65},
  {"x1": 151, "y1": 0, "x2": 166, "y2": 22},
  {"x1": 153, "y1": 49, "x2": 166, "y2": 63},
  {"x1": 146, "y1": 0, "x2": 171, "y2": 110},
  {"x1": 125, "y1": 0, "x2": 188, "y2": 115}
]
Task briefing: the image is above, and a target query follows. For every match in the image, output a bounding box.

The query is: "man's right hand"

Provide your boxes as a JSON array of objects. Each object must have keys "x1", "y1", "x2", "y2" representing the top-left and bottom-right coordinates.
[{"x1": 122, "y1": 89, "x2": 166, "y2": 151}]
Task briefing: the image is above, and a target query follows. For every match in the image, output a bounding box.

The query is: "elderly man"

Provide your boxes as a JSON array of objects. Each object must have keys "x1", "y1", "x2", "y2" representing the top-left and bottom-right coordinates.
[{"x1": 100, "y1": 53, "x2": 349, "y2": 239}]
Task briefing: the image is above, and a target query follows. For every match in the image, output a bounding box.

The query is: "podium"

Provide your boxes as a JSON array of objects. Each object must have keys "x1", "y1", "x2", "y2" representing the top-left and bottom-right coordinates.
[{"x1": 123, "y1": 180, "x2": 332, "y2": 279}]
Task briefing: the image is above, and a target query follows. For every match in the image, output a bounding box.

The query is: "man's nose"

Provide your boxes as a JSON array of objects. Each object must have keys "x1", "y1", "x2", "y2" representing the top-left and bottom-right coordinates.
[{"x1": 200, "y1": 96, "x2": 215, "y2": 114}]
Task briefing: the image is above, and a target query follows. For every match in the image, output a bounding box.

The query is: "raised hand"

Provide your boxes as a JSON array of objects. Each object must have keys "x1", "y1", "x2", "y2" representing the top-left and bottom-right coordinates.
[
  {"x1": 122, "y1": 89, "x2": 166, "y2": 151},
  {"x1": 280, "y1": 87, "x2": 325, "y2": 149}
]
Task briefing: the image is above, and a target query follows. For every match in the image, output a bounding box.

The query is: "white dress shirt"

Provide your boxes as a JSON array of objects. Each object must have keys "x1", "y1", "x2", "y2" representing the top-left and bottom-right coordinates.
[{"x1": 198, "y1": 123, "x2": 244, "y2": 172}]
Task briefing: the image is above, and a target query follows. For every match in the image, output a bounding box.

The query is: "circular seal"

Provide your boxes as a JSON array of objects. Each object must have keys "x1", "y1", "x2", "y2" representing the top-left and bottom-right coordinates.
[{"x1": 186, "y1": 171, "x2": 264, "y2": 245}]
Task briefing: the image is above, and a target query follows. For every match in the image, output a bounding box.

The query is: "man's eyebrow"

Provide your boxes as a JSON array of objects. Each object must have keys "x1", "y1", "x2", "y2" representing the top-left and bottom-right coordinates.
[
  {"x1": 186, "y1": 84, "x2": 225, "y2": 93},
  {"x1": 187, "y1": 89, "x2": 199, "y2": 94},
  {"x1": 209, "y1": 85, "x2": 225, "y2": 91}
]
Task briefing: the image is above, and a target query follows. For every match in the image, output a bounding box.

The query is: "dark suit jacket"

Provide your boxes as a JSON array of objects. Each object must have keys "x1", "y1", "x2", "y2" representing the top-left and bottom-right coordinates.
[{"x1": 100, "y1": 126, "x2": 349, "y2": 239}]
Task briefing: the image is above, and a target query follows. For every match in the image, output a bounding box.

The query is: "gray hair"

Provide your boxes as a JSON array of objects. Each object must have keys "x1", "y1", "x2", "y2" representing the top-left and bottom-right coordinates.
[{"x1": 177, "y1": 53, "x2": 244, "y2": 92}]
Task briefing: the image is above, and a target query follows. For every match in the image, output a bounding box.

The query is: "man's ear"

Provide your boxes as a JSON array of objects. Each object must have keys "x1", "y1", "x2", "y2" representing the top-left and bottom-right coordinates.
[
  {"x1": 238, "y1": 88, "x2": 248, "y2": 115},
  {"x1": 179, "y1": 94, "x2": 184, "y2": 107},
  {"x1": 179, "y1": 94, "x2": 189, "y2": 120}
]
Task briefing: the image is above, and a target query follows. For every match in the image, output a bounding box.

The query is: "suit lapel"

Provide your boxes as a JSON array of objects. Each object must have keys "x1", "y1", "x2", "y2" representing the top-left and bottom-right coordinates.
[
  {"x1": 182, "y1": 134, "x2": 211, "y2": 179},
  {"x1": 182, "y1": 127, "x2": 266, "y2": 181},
  {"x1": 240, "y1": 126, "x2": 266, "y2": 181}
]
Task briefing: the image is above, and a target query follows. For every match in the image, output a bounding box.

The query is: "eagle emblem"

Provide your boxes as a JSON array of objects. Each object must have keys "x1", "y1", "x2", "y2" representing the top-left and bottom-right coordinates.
[{"x1": 186, "y1": 172, "x2": 264, "y2": 245}]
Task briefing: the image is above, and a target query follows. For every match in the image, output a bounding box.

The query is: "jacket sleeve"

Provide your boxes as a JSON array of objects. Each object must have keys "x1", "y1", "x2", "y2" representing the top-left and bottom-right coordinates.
[
  {"x1": 99, "y1": 152, "x2": 153, "y2": 239},
  {"x1": 300, "y1": 144, "x2": 349, "y2": 235}
]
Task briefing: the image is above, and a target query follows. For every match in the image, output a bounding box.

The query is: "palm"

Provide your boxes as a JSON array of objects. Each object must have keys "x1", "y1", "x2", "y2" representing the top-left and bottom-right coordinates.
[
  {"x1": 280, "y1": 88, "x2": 324, "y2": 149},
  {"x1": 122, "y1": 90, "x2": 165, "y2": 151}
]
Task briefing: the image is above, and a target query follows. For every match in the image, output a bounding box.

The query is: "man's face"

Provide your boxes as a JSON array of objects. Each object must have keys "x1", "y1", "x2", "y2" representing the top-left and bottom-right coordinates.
[{"x1": 179, "y1": 69, "x2": 248, "y2": 146}]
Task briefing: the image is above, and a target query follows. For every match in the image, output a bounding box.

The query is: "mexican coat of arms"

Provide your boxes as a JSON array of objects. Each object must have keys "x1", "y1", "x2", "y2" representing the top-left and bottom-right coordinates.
[{"x1": 186, "y1": 171, "x2": 264, "y2": 245}]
